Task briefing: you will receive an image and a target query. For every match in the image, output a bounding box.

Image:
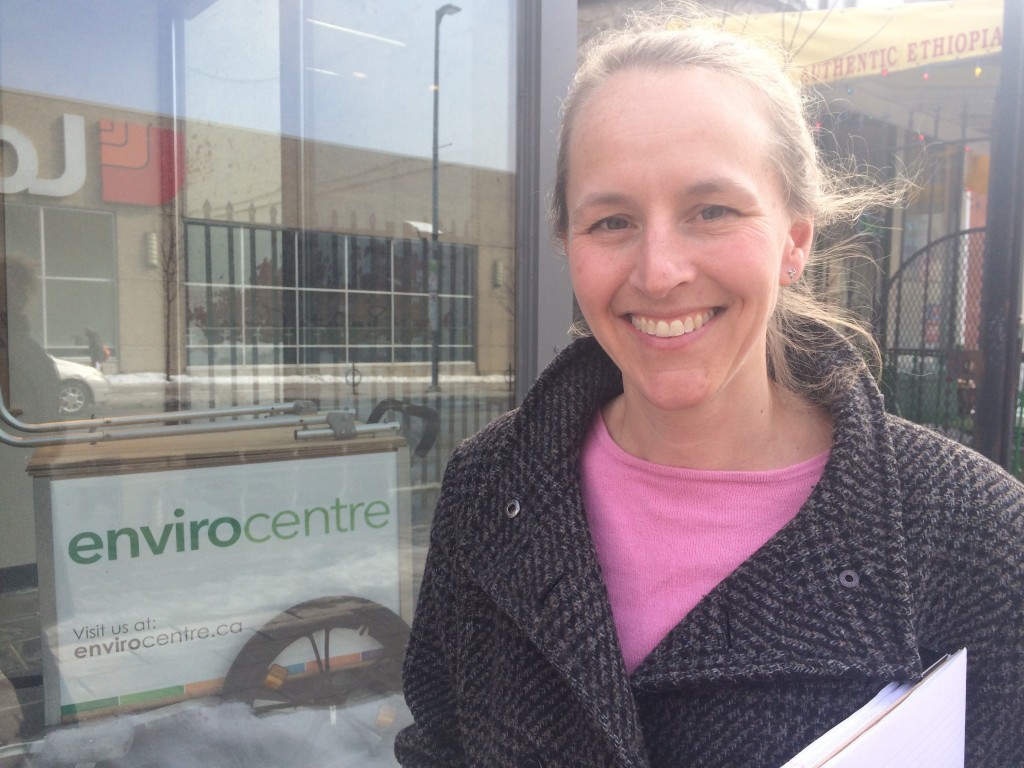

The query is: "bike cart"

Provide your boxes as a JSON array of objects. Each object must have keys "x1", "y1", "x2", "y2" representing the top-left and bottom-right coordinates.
[{"x1": 20, "y1": 419, "x2": 417, "y2": 764}]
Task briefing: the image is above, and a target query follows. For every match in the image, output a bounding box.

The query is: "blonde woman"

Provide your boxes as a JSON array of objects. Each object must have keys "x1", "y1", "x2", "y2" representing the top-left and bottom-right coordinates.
[{"x1": 396, "y1": 15, "x2": 1024, "y2": 768}]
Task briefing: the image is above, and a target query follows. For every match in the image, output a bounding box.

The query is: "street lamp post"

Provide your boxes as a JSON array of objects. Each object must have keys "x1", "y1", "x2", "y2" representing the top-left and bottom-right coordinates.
[{"x1": 429, "y1": 3, "x2": 460, "y2": 392}]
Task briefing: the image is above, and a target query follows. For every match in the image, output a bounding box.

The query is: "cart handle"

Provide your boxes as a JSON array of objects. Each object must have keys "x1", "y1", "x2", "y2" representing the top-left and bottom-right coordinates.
[{"x1": 366, "y1": 399, "x2": 440, "y2": 458}]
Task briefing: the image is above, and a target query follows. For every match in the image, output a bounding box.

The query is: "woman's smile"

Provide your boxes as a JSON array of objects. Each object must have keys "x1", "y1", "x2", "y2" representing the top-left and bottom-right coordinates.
[{"x1": 629, "y1": 309, "x2": 716, "y2": 338}]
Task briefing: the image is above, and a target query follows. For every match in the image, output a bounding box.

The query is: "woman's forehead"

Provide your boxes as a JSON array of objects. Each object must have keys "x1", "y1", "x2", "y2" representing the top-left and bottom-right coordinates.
[
  {"x1": 569, "y1": 68, "x2": 773, "y2": 164},
  {"x1": 563, "y1": 67, "x2": 790, "y2": 213},
  {"x1": 578, "y1": 66, "x2": 762, "y2": 119}
]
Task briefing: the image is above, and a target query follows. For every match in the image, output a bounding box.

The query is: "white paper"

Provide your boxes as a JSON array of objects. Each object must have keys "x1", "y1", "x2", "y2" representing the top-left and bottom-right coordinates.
[{"x1": 782, "y1": 648, "x2": 967, "y2": 768}]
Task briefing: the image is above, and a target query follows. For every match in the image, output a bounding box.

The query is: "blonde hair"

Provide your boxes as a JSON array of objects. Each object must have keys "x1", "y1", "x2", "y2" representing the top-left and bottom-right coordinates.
[{"x1": 553, "y1": 6, "x2": 903, "y2": 400}]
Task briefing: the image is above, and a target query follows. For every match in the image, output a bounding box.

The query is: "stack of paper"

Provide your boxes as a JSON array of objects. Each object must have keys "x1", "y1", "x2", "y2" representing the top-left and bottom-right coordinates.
[{"x1": 781, "y1": 648, "x2": 967, "y2": 768}]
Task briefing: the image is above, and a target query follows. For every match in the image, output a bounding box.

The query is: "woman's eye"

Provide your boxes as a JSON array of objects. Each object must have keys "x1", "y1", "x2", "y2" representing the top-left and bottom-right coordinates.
[
  {"x1": 699, "y1": 205, "x2": 731, "y2": 221},
  {"x1": 593, "y1": 216, "x2": 629, "y2": 232}
]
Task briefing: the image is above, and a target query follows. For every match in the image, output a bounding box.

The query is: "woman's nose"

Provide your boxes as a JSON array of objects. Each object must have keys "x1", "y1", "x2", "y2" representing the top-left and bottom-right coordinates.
[{"x1": 629, "y1": 224, "x2": 697, "y2": 298}]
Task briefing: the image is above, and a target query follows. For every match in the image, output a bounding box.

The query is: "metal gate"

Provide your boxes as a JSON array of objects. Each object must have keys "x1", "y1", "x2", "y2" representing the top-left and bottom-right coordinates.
[{"x1": 878, "y1": 228, "x2": 987, "y2": 445}]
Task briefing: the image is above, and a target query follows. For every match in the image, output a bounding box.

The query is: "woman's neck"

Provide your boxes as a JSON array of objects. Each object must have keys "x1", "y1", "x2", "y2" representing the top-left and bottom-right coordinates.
[{"x1": 602, "y1": 381, "x2": 831, "y2": 471}]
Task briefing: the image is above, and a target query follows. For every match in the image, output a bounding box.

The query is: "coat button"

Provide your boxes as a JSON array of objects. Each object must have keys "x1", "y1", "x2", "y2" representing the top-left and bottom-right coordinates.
[
  {"x1": 505, "y1": 499, "x2": 521, "y2": 519},
  {"x1": 838, "y1": 569, "x2": 860, "y2": 588}
]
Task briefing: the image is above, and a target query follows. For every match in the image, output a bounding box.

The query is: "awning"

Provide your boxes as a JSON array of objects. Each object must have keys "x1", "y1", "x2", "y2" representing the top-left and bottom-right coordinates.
[
  {"x1": 724, "y1": 0, "x2": 1002, "y2": 82},
  {"x1": 720, "y1": 1, "x2": 1004, "y2": 144}
]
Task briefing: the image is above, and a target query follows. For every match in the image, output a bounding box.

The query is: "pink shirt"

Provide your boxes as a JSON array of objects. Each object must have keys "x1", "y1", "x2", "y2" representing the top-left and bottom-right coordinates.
[{"x1": 580, "y1": 410, "x2": 828, "y2": 674}]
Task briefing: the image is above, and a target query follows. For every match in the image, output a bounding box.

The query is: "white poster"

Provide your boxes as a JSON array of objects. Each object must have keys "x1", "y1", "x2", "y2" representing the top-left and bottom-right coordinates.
[{"x1": 46, "y1": 451, "x2": 405, "y2": 721}]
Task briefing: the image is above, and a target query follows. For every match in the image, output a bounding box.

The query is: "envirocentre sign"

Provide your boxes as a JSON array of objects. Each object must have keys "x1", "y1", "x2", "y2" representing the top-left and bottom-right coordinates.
[
  {"x1": 40, "y1": 449, "x2": 407, "y2": 724},
  {"x1": 66, "y1": 496, "x2": 393, "y2": 564}
]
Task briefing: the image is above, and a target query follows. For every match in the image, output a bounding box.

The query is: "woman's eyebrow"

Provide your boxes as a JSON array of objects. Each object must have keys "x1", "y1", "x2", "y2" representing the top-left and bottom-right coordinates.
[
  {"x1": 571, "y1": 192, "x2": 633, "y2": 214},
  {"x1": 571, "y1": 178, "x2": 758, "y2": 215},
  {"x1": 679, "y1": 177, "x2": 759, "y2": 200}
]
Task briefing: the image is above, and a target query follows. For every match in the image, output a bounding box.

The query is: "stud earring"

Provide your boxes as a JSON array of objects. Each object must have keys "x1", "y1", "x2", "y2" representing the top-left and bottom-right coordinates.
[{"x1": 787, "y1": 268, "x2": 797, "y2": 281}]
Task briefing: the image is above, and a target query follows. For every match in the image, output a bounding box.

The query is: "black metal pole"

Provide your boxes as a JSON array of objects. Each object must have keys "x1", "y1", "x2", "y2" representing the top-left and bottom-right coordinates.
[
  {"x1": 429, "y1": 11, "x2": 442, "y2": 392},
  {"x1": 429, "y1": 5, "x2": 459, "y2": 392},
  {"x1": 975, "y1": 0, "x2": 1024, "y2": 468}
]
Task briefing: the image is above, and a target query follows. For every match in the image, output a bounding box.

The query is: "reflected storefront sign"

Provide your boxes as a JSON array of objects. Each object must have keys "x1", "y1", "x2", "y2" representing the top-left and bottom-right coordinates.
[
  {"x1": 0, "y1": 115, "x2": 86, "y2": 198},
  {"x1": 0, "y1": 112, "x2": 184, "y2": 205}
]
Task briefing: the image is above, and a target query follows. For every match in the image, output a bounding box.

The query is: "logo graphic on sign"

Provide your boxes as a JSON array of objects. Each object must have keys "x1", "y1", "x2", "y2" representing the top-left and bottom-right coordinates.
[
  {"x1": 99, "y1": 120, "x2": 185, "y2": 206},
  {"x1": 0, "y1": 114, "x2": 86, "y2": 197}
]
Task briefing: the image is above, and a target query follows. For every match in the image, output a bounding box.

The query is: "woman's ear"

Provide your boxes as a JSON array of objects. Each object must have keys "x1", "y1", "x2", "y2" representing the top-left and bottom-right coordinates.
[{"x1": 782, "y1": 218, "x2": 814, "y2": 283}]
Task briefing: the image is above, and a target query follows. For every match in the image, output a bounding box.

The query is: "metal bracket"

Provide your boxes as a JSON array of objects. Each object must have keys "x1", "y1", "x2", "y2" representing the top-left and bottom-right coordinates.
[
  {"x1": 293, "y1": 410, "x2": 400, "y2": 442},
  {"x1": 326, "y1": 410, "x2": 358, "y2": 440}
]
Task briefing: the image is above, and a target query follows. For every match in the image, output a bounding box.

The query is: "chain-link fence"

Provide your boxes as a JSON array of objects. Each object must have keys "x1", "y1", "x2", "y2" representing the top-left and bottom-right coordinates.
[
  {"x1": 878, "y1": 227, "x2": 1024, "y2": 476},
  {"x1": 879, "y1": 228, "x2": 987, "y2": 444}
]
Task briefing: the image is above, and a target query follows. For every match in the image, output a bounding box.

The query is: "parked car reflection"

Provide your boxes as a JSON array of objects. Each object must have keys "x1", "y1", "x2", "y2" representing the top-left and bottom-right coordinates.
[{"x1": 53, "y1": 357, "x2": 110, "y2": 416}]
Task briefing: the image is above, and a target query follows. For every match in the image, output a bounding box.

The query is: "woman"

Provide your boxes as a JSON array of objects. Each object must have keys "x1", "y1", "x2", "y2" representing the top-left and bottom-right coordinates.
[{"x1": 395, "y1": 15, "x2": 1024, "y2": 768}]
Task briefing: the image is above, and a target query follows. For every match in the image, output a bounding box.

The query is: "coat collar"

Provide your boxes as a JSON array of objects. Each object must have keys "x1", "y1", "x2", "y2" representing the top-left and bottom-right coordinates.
[
  {"x1": 633, "y1": 337, "x2": 921, "y2": 690},
  {"x1": 453, "y1": 333, "x2": 921, "y2": 764}
]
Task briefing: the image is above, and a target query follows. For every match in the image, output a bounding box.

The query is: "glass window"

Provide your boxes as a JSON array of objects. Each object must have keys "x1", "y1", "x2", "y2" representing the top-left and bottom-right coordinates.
[
  {"x1": 5, "y1": 204, "x2": 117, "y2": 360},
  {"x1": 43, "y1": 208, "x2": 116, "y2": 280},
  {"x1": 1, "y1": 0, "x2": 527, "y2": 763}
]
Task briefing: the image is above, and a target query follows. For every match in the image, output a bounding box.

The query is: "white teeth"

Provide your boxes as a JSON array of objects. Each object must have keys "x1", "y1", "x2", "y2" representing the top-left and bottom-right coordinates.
[{"x1": 631, "y1": 310, "x2": 714, "y2": 338}]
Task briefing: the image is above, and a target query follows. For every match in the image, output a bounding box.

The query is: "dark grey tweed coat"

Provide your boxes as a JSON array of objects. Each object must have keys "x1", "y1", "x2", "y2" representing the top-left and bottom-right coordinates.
[{"x1": 395, "y1": 334, "x2": 1024, "y2": 767}]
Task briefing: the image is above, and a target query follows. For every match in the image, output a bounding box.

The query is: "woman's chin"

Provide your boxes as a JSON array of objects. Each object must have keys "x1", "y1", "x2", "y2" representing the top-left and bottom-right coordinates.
[{"x1": 623, "y1": 376, "x2": 716, "y2": 414}]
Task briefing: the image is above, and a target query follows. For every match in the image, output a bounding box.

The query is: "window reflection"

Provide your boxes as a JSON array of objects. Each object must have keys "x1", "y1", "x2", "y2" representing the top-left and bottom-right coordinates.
[
  {"x1": 183, "y1": 223, "x2": 479, "y2": 368},
  {"x1": 1, "y1": 0, "x2": 517, "y2": 763},
  {"x1": 6, "y1": 204, "x2": 117, "y2": 360},
  {"x1": 349, "y1": 237, "x2": 392, "y2": 292}
]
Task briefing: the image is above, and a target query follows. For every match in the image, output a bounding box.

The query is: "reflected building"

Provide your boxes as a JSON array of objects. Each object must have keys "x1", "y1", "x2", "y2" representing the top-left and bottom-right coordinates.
[
  {"x1": 2, "y1": 1, "x2": 517, "y2": 396},
  {"x1": 2, "y1": 90, "x2": 515, "y2": 381}
]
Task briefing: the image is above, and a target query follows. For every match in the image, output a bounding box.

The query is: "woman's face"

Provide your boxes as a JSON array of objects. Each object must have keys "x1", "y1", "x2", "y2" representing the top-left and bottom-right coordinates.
[{"x1": 564, "y1": 67, "x2": 812, "y2": 416}]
